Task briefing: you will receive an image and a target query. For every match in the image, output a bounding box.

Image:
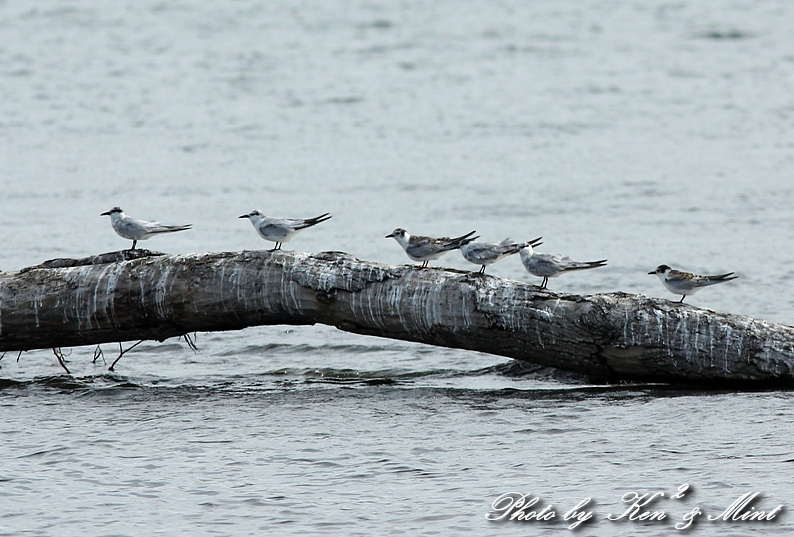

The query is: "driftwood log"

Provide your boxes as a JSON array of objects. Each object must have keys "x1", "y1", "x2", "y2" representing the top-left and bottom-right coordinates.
[{"x1": 1, "y1": 250, "x2": 793, "y2": 384}]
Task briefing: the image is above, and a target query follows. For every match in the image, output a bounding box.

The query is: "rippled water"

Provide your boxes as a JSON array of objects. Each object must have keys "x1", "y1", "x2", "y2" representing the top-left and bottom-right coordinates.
[{"x1": 1, "y1": 1, "x2": 793, "y2": 535}]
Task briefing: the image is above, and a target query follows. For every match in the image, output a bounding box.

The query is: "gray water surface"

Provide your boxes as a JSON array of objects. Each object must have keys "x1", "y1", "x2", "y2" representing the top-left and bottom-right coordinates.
[{"x1": 1, "y1": 1, "x2": 793, "y2": 535}]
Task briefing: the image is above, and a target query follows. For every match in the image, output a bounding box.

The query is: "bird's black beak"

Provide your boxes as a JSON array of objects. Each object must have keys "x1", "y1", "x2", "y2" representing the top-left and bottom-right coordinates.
[
  {"x1": 238, "y1": 214, "x2": 248, "y2": 219},
  {"x1": 385, "y1": 233, "x2": 395, "y2": 238},
  {"x1": 100, "y1": 211, "x2": 111, "y2": 216},
  {"x1": 647, "y1": 271, "x2": 656, "y2": 275}
]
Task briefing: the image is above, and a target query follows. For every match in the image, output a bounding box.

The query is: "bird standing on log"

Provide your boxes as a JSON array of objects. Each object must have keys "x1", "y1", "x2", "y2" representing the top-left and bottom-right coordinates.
[
  {"x1": 385, "y1": 228, "x2": 478, "y2": 268},
  {"x1": 648, "y1": 264, "x2": 737, "y2": 303},
  {"x1": 460, "y1": 237, "x2": 542, "y2": 274},
  {"x1": 519, "y1": 242, "x2": 607, "y2": 289},
  {"x1": 239, "y1": 210, "x2": 331, "y2": 251},
  {"x1": 101, "y1": 207, "x2": 192, "y2": 250}
]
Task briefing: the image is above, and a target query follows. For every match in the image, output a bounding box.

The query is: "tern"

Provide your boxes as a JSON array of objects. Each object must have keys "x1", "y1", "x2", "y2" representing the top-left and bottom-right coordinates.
[
  {"x1": 648, "y1": 264, "x2": 737, "y2": 303},
  {"x1": 101, "y1": 207, "x2": 192, "y2": 250},
  {"x1": 519, "y1": 243, "x2": 607, "y2": 288},
  {"x1": 385, "y1": 228, "x2": 478, "y2": 268},
  {"x1": 461, "y1": 237, "x2": 542, "y2": 274},
  {"x1": 239, "y1": 210, "x2": 331, "y2": 250}
]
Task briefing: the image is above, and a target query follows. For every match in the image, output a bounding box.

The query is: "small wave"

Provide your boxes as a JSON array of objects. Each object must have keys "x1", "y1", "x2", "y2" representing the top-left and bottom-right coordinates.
[
  {"x1": 0, "y1": 373, "x2": 146, "y2": 393},
  {"x1": 217, "y1": 342, "x2": 412, "y2": 357},
  {"x1": 0, "y1": 378, "x2": 26, "y2": 390},
  {"x1": 17, "y1": 446, "x2": 71, "y2": 459},
  {"x1": 0, "y1": 363, "x2": 685, "y2": 399},
  {"x1": 470, "y1": 360, "x2": 595, "y2": 383},
  {"x1": 263, "y1": 366, "x2": 463, "y2": 386},
  {"x1": 695, "y1": 29, "x2": 754, "y2": 40}
]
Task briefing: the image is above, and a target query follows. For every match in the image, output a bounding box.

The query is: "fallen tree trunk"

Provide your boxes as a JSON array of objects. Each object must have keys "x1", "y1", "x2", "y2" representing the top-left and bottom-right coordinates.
[{"x1": 1, "y1": 250, "x2": 793, "y2": 384}]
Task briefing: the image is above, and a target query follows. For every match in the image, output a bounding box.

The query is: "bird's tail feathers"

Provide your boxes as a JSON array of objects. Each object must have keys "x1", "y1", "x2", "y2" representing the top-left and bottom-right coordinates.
[
  {"x1": 458, "y1": 235, "x2": 480, "y2": 247},
  {"x1": 152, "y1": 224, "x2": 192, "y2": 234},
  {"x1": 562, "y1": 259, "x2": 608, "y2": 272},
  {"x1": 297, "y1": 213, "x2": 332, "y2": 229},
  {"x1": 443, "y1": 230, "x2": 478, "y2": 250},
  {"x1": 707, "y1": 272, "x2": 737, "y2": 282},
  {"x1": 516, "y1": 236, "x2": 544, "y2": 251},
  {"x1": 497, "y1": 238, "x2": 527, "y2": 255},
  {"x1": 449, "y1": 230, "x2": 477, "y2": 243}
]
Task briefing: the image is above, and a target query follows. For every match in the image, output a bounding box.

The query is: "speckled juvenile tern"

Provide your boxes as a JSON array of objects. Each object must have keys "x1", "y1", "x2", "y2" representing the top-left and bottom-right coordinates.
[
  {"x1": 385, "y1": 228, "x2": 478, "y2": 268},
  {"x1": 100, "y1": 207, "x2": 192, "y2": 250},
  {"x1": 239, "y1": 210, "x2": 331, "y2": 250},
  {"x1": 648, "y1": 264, "x2": 737, "y2": 303},
  {"x1": 519, "y1": 242, "x2": 607, "y2": 289},
  {"x1": 460, "y1": 236, "x2": 542, "y2": 274}
]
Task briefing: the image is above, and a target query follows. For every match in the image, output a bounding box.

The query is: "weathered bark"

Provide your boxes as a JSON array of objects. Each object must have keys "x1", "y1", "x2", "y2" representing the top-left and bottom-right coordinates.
[{"x1": 1, "y1": 250, "x2": 793, "y2": 384}]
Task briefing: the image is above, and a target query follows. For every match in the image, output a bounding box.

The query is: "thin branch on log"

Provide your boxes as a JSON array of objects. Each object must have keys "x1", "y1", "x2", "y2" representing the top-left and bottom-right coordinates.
[
  {"x1": 180, "y1": 333, "x2": 199, "y2": 353},
  {"x1": 1, "y1": 249, "x2": 793, "y2": 385},
  {"x1": 109, "y1": 340, "x2": 144, "y2": 371},
  {"x1": 52, "y1": 348, "x2": 71, "y2": 374},
  {"x1": 93, "y1": 345, "x2": 105, "y2": 365}
]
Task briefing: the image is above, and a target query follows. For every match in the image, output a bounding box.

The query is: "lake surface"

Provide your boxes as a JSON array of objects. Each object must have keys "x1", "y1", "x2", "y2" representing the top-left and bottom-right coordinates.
[{"x1": 1, "y1": 1, "x2": 793, "y2": 535}]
